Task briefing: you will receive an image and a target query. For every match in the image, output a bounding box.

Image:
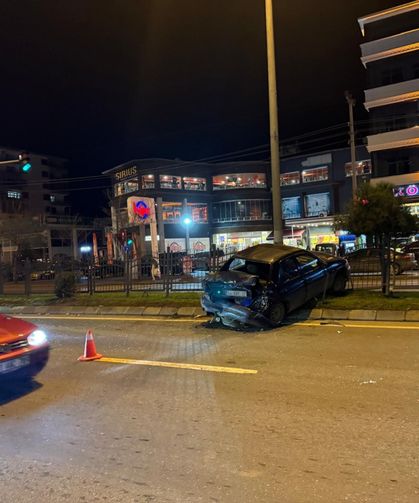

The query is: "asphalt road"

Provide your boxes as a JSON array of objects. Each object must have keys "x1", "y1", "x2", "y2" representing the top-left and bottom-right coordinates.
[{"x1": 1, "y1": 316, "x2": 419, "y2": 503}]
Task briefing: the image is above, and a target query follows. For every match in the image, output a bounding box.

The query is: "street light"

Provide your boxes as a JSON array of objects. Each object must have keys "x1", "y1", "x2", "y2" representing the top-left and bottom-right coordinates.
[{"x1": 183, "y1": 216, "x2": 192, "y2": 254}]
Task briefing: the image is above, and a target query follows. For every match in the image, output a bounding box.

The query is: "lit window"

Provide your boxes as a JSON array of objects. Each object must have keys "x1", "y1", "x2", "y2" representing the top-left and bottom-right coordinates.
[
  {"x1": 305, "y1": 193, "x2": 330, "y2": 217},
  {"x1": 280, "y1": 171, "x2": 300, "y2": 186},
  {"x1": 50, "y1": 195, "x2": 56, "y2": 203},
  {"x1": 141, "y1": 174, "x2": 155, "y2": 189},
  {"x1": 183, "y1": 177, "x2": 206, "y2": 191},
  {"x1": 212, "y1": 173, "x2": 266, "y2": 190},
  {"x1": 345, "y1": 160, "x2": 371, "y2": 177},
  {"x1": 7, "y1": 191, "x2": 21, "y2": 199},
  {"x1": 114, "y1": 179, "x2": 139, "y2": 196},
  {"x1": 302, "y1": 166, "x2": 328, "y2": 183},
  {"x1": 160, "y1": 175, "x2": 181, "y2": 189}
]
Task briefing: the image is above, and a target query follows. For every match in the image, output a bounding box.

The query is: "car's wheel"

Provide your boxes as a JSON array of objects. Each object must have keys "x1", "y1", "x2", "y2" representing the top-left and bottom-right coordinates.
[
  {"x1": 268, "y1": 300, "x2": 286, "y2": 327},
  {"x1": 391, "y1": 263, "x2": 401, "y2": 275},
  {"x1": 332, "y1": 273, "x2": 347, "y2": 294}
]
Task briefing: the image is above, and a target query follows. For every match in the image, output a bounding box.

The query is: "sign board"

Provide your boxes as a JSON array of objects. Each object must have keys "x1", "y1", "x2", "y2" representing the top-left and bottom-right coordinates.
[
  {"x1": 127, "y1": 196, "x2": 155, "y2": 225},
  {"x1": 114, "y1": 166, "x2": 137, "y2": 181},
  {"x1": 393, "y1": 184, "x2": 419, "y2": 198},
  {"x1": 2, "y1": 245, "x2": 18, "y2": 252}
]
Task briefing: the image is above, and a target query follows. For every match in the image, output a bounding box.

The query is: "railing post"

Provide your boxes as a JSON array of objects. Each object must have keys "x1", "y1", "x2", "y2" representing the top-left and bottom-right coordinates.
[{"x1": 24, "y1": 257, "x2": 31, "y2": 297}]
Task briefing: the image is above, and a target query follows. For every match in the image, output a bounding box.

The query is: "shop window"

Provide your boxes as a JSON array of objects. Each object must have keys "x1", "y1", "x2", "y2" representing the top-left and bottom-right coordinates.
[
  {"x1": 282, "y1": 197, "x2": 301, "y2": 219},
  {"x1": 162, "y1": 202, "x2": 182, "y2": 222},
  {"x1": 141, "y1": 174, "x2": 155, "y2": 189},
  {"x1": 345, "y1": 160, "x2": 372, "y2": 177},
  {"x1": 183, "y1": 177, "x2": 206, "y2": 191},
  {"x1": 388, "y1": 157, "x2": 410, "y2": 176},
  {"x1": 114, "y1": 179, "x2": 139, "y2": 196},
  {"x1": 188, "y1": 203, "x2": 208, "y2": 223},
  {"x1": 160, "y1": 175, "x2": 181, "y2": 189},
  {"x1": 302, "y1": 166, "x2": 328, "y2": 183},
  {"x1": 305, "y1": 193, "x2": 330, "y2": 217},
  {"x1": 212, "y1": 173, "x2": 266, "y2": 190},
  {"x1": 280, "y1": 171, "x2": 300, "y2": 186}
]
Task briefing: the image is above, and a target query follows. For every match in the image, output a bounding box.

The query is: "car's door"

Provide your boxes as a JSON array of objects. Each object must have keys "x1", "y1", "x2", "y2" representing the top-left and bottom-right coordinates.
[
  {"x1": 294, "y1": 252, "x2": 328, "y2": 299},
  {"x1": 276, "y1": 256, "x2": 306, "y2": 310}
]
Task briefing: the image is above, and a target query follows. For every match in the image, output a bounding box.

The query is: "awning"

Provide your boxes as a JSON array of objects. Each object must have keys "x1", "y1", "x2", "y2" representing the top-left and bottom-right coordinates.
[{"x1": 267, "y1": 228, "x2": 304, "y2": 240}]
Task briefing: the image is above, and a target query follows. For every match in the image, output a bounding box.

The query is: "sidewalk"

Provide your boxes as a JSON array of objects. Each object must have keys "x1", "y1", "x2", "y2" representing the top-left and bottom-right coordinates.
[{"x1": 2, "y1": 305, "x2": 419, "y2": 322}]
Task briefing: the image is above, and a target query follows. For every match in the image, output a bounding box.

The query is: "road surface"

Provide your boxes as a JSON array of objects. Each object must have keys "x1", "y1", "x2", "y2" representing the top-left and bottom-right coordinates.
[{"x1": 1, "y1": 316, "x2": 418, "y2": 502}]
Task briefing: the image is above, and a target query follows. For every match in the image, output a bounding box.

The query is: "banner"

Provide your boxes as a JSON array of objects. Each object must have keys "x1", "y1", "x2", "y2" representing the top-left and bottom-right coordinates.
[{"x1": 127, "y1": 196, "x2": 155, "y2": 225}]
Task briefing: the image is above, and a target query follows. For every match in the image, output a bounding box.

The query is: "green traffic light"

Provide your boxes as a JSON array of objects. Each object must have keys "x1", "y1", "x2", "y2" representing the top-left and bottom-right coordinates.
[
  {"x1": 127, "y1": 238, "x2": 134, "y2": 246},
  {"x1": 21, "y1": 162, "x2": 32, "y2": 173}
]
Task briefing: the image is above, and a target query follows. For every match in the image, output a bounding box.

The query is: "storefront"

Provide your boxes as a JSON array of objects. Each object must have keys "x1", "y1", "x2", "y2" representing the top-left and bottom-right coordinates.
[{"x1": 213, "y1": 231, "x2": 270, "y2": 253}]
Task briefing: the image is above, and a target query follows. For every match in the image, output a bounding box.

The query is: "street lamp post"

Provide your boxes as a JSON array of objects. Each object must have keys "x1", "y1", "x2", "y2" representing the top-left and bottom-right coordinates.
[
  {"x1": 183, "y1": 217, "x2": 191, "y2": 254},
  {"x1": 265, "y1": 0, "x2": 283, "y2": 245}
]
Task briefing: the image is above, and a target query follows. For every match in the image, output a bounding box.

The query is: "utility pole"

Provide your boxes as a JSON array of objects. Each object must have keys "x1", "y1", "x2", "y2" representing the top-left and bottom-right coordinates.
[
  {"x1": 345, "y1": 91, "x2": 357, "y2": 200},
  {"x1": 265, "y1": 0, "x2": 283, "y2": 244}
]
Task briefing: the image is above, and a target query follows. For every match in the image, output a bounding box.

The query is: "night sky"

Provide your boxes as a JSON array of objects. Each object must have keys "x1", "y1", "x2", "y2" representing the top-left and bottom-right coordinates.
[{"x1": 0, "y1": 0, "x2": 404, "y2": 215}]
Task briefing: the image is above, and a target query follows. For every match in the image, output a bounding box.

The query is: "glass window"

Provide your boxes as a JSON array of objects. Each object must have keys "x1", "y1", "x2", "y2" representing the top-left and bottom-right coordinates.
[
  {"x1": 188, "y1": 203, "x2": 208, "y2": 223},
  {"x1": 282, "y1": 197, "x2": 301, "y2": 219},
  {"x1": 305, "y1": 193, "x2": 330, "y2": 217},
  {"x1": 212, "y1": 173, "x2": 266, "y2": 190},
  {"x1": 302, "y1": 166, "x2": 328, "y2": 183},
  {"x1": 183, "y1": 177, "x2": 206, "y2": 191},
  {"x1": 114, "y1": 179, "x2": 139, "y2": 196},
  {"x1": 224, "y1": 257, "x2": 271, "y2": 281},
  {"x1": 295, "y1": 254, "x2": 321, "y2": 270},
  {"x1": 162, "y1": 202, "x2": 182, "y2": 222},
  {"x1": 7, "y1": 191, "x2": 21, "y2": 199},
  {"x1": 212, "y1": 200, "x2": 272, "y2": 223},
  {"x1": 160, "y1": 175, "x2": 181, "y2": 189},
  {"x1": 345, "y1": 160, "x2": 372, "y2": 177},
  {"x1": 141, "y1": 174, "x2": 155, "y2": 189},
  {"x1": 280, "y1": 171, "x2": 300, "y2": 186}
]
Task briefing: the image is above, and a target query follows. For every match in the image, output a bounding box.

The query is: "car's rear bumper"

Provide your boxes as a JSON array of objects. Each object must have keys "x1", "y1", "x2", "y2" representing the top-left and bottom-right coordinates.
[{"x1": 0, "y1": 345, "x2": 50, "y2": 381}]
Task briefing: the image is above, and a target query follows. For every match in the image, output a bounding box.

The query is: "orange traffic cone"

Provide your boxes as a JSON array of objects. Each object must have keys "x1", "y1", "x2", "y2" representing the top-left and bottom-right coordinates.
[{"x1": 78, "y1": 329, "x2": 103, "y2": 361}]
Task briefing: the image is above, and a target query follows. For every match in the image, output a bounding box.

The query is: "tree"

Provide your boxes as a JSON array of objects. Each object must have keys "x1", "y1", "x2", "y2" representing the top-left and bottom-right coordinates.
[{"x1": 335, "y1": 183, "x2": 418, "y2": 295}]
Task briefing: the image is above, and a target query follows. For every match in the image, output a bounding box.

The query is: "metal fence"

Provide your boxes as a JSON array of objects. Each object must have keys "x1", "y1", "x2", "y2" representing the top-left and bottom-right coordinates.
[{"x1": 0, "y1": 248, "x2": 418, "y2": 296}]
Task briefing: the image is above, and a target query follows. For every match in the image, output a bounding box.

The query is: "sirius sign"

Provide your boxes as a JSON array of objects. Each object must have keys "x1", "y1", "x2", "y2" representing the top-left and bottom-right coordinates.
[{"x1": 393, "y1": 184, "x2": 419, "y2": 198}]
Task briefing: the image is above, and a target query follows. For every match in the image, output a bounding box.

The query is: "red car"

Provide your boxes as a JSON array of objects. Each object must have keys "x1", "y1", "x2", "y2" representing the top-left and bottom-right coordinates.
[{"x1": 0, "y1": 315, "x2": 49, "y2": 381}]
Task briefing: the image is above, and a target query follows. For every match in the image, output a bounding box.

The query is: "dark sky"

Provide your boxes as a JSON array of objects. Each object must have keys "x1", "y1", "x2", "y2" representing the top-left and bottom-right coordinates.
[{"x1": 0, "y1": 0, "x2": 404, "y2": 215}]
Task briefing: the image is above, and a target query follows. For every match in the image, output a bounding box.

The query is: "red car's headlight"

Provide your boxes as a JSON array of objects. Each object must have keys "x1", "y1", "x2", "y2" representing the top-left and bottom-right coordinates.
[{"x1": 27, "y1": 330, "x2": 48, "y2": 346}]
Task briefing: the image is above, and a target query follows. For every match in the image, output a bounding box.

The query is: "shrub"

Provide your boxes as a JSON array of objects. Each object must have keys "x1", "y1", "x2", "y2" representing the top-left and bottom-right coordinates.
[{"x1": 54, "y1": 272, "x2": 76, "y2": 298}]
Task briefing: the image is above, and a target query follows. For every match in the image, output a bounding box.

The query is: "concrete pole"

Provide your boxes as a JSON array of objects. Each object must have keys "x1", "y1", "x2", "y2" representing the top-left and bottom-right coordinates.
[
  {"x1": 265, "y1": 0, "x2": 283, "y2": 244},
  {"x1": 345, "y1": 92, "x2": 358, "y2": 200}
]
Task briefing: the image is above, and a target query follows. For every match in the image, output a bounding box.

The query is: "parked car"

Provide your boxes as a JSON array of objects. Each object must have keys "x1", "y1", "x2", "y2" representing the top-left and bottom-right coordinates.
[
  {"x1": 345, "y1": 248, "x2": 417, "y2": 275},
  {"x1": 0, "y1": 315, "x2": 50, "y2": 382},
  {"x1": 400, "y1": 241, "x2": 419, "y2": 265},
  {"x1": 201, "y1": 244, "x2": 349, "y2": 328},
  {"x1": 314, "y1": 243, "x2": 338, "y2": 256}
]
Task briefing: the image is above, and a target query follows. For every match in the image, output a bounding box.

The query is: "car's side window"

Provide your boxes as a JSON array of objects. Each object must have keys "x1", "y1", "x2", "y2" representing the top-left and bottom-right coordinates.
[
  {"x1": 295, "y1": 253, "x2": 321, "y2": 271},
  {"x1": 278, "y1": 257, "x2": 300, "y2": 281}
]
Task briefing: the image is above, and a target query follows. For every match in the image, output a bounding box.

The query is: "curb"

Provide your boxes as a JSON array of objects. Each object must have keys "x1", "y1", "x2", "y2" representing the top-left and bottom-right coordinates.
[{"x1": 1, "y1": 306, "x2": 419, "y2": 322}]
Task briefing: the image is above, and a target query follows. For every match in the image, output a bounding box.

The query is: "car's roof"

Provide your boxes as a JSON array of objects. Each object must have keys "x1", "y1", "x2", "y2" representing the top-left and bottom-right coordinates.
[{"x1": 234, "y1": 244, "x2": 302, "y2": 264}]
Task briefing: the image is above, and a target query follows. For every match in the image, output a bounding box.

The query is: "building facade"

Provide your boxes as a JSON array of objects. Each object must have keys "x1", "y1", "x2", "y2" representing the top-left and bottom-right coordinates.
[
  {"x1": 105, "y1": 147, "x2": 370, "y2": 257},
  {"x1": 358, "y1": 1, "x2": 419, "y2": 184},
  {"x1": 0, "y1": 147, "x2": 105, "y2": 261}
]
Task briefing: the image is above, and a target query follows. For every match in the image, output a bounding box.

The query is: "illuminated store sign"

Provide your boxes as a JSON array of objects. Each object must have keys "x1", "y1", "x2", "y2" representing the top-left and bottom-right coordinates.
[
  {"x1": 393, "y1": 184, "x2": 419, "y2": 198},
  {"x1": 115, "y1": 166, "x2": 137, "y2": 181},
  {"x1": 127, "y1": 196, "x2": 155, "y2": 225}
]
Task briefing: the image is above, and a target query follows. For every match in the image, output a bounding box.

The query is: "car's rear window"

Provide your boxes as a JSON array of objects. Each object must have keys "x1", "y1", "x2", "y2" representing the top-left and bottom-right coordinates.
[{"x1": 223, "y1": 258, "x2": 271, "y2": 280}]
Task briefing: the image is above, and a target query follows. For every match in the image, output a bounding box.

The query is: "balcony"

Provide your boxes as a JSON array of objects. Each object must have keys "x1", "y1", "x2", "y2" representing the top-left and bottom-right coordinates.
[
  {"x1": 366, "y1": 126, "x2": 419, "y2": 152},
  {"x1": 364, "y1": 78, "x2": 419, "y2": 110},
  {"x1": 360, "y1": 29, "x2": 419, "y2": 65}
]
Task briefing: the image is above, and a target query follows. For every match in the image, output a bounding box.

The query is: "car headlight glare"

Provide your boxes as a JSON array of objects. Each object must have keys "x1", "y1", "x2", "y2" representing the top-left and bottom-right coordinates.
[{"x1": 27, "y1": 330, "x2": 48, "y2": 346}]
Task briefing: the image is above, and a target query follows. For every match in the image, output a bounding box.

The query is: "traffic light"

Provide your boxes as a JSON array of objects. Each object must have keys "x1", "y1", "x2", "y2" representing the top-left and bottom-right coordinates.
[
  {"x1": 126, "y1": 232, "x2": 134, "y2": 247},
  {"x1": 19, "y1": 153, "x2": 32, "y2": 173}
]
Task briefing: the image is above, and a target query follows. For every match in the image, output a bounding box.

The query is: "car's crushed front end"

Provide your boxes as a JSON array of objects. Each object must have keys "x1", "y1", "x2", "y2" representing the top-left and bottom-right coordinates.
[
  {"x1": 201, "y1": 270, "x2": 271, "y2": 328},
  {"x1": 0, "y1": 315, "x2": 50, "y2": 382}
]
